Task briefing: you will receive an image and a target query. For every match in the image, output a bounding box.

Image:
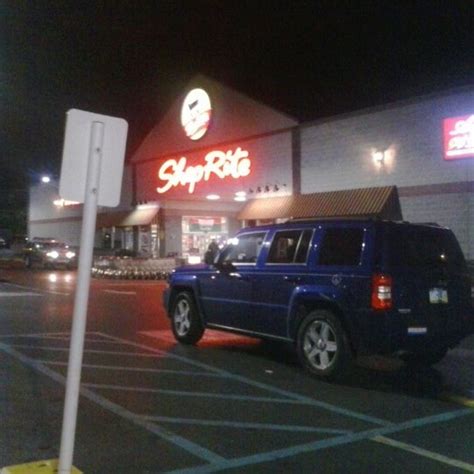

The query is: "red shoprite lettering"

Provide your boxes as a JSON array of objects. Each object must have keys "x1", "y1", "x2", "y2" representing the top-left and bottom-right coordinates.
[{"x1": 156, "y1": 147, "x2": 251, "y2": 194}]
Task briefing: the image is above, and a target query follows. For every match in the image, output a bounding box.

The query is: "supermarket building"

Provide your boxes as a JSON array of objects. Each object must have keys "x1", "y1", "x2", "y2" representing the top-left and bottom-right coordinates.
[{"x1": 28, "y1": 76, "x2": 474, "y2": 260}]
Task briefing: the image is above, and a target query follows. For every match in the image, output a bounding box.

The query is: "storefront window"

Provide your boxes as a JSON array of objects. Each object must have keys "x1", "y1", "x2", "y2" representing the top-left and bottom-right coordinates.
[
  {"x1": 122, "y1": 227, "x2": 134, "y2": 250},
  {"x1": 138, "y1": 226, "x2": 151, "y2": 256},
  {"x1": 181, "y1": 216, "x2": 228, "y2": 263}
]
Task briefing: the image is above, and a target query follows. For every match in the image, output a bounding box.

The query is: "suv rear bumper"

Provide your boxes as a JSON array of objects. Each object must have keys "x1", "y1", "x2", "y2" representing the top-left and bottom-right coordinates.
[{"x1": 356, "y1": 310, "x2": 473, "y2": 355}]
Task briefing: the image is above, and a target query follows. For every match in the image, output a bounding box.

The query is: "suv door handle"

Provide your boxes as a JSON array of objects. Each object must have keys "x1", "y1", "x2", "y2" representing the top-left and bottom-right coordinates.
[
  {"x1": 229, "y1": 272, "x2": 249, "y2": 281},
  {"x1": 284, "y1": 275, "x2": 302, "y2": 283}
]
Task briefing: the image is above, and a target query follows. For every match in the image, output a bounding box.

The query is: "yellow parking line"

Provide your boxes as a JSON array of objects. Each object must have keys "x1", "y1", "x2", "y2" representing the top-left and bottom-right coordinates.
[
  {"x1": 441, "y1": 393, "x2": 474, "y2": 408},
  {"x1": 373, "y1": 436, "x2": 474, "y2": 472}
]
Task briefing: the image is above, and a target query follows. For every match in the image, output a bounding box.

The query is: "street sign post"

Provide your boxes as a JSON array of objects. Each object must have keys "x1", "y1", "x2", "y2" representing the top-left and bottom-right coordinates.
[
  {"x1": 58, "y1": 110, "x2": 128, "y2": 473},
  {"x1": 1, "y1": 109, "x2": 128, "y2": 474}
]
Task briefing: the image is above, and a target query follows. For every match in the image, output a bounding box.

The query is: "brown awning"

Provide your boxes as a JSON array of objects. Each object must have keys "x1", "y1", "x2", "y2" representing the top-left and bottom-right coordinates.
[
  {"x1": 237, "y1": 186, "x2": 402, "y2": 221},
  {"x1": 96, "y1": 208, "x2": 159, "y2": 228}
]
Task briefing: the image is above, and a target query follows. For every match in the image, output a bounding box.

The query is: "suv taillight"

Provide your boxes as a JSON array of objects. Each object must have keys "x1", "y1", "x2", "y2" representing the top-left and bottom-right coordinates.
[{"x1": 371, "y1": 274, "x2": 392, "y2": 310}]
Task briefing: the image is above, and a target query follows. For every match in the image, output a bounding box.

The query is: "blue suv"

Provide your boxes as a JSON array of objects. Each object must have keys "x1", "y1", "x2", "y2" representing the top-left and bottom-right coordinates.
[{"x1": 164, "y1": 220, "x2": 473, "y2": 379}]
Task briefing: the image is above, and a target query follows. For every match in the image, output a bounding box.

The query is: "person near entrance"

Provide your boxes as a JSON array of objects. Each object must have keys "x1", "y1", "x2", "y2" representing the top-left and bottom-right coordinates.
[{"x1": 204, "y1": 240, "x2": 219, "y2": 264}]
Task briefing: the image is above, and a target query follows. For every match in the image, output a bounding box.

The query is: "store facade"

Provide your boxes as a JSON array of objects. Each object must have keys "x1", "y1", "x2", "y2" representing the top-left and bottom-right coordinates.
[
  {"x1": 130, "y1": 75, "x2": 298, "y2": 260},
  {"x1": 28, "y1": 77, "x2": 473, "y2": 260}
]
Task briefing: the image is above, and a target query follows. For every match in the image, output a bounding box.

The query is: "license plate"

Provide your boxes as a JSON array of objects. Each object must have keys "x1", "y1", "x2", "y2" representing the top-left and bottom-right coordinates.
[{"x1": 429, "y1": 288, "x2": 448, "y2": 304}]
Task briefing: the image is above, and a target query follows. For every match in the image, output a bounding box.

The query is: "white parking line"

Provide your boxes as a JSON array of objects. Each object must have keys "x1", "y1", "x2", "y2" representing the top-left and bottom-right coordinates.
[
  {"x1": 0, "y1": 291, "x2": 42, "y2": 297},
  {"x1": 0, "y1": 331, "x2": 71, "y2": 339},
  {"x1": 8, "y1": 344, "x2": 170, "y2": 358},
  {"x1": 373, "y1": 436, "x2": 474, "y2": 472},
  {"x1": 102, "y1": 289, "x2": 137, "y2": 295},
  {"x1": 0, "y1": 341, "x2": 225, "y2": 464},
  {"x1": 2, "y1": 330, "x2": 474, "y2": 473},
  {"x1": 40, "y1": 360, "x2": 225, "y2": 377},
  {"x1": 141, "y1": 415, "x2": 352, "y2": 434},
  {"x1": 1, "y1": 282, "x2": 70, "y2": 296},
  {"x1": 84, "y1": 383, "x2": 312, "y2": 404},
  {"x1": 100, "y1": 332, "x2": 389, "y2": 425}
]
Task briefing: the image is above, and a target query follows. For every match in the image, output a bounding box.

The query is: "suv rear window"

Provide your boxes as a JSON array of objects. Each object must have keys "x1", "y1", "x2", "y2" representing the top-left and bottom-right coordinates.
[
  {"x1": 318, "y1": 228, "x2": 364, "y2": 266},
  {"x1": 388, "y1": 226, "x2": 465, "y2": 268}
]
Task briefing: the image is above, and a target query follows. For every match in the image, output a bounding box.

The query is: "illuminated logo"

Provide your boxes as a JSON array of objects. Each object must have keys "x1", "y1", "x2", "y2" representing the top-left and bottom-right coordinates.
[
  {"x1": 181, "y1": 88, "x2": 212, "y2": 140},
  {"x1": 443, "y1": 115, "x2": 474, "y2": 160},
  {"x1": 157, "y1": 147, "x2": 251, "y2": 194}
]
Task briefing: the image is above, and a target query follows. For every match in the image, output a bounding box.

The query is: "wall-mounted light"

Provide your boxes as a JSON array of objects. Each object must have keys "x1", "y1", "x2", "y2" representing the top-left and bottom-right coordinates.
[
  {"x1": 234, "y1": 196, "x2": 246, "y2": 202},
  {"x1": 274, "y1": 185, "x2": 279, "y2": 192},
  {"x1": 256, "y1": 186, "x2": 262, "y2": 193},
  {"x1": 235, "y1": 191, "x2": 246, "y2": 197},
  {"x1": 41, "y1": 175, "x2": 51, "y2": 183},
  {"x1": 264, "y1": 185, "x2": 270, "y2": 192},
  {"x1": 206, "y1": 194, "x2": 220, "y2": 200},
  {"x1": 372, "y1": 149, "x2": 386, "y2": 165}
]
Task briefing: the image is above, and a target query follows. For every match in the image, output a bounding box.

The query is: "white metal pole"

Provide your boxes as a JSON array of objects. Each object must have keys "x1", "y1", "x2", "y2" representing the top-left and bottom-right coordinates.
[{"x1": 58, "y1": 121, "x2": 104, "y2": 473}]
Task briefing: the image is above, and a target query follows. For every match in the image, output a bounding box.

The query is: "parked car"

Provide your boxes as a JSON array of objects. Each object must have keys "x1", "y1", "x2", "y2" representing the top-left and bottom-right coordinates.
[
  {"x1": 164, "y1": 219, "x2": 473, "y2": 379},
  {"x1": 23, "y1": 238, "x2": 77, "y2": 269}
]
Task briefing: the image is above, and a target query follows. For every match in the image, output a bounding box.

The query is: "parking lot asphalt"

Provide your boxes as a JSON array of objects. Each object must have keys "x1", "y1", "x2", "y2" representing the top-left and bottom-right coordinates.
[
  {"x1": 1, "y1": 327, "x2": 474, "y2": 473},
  {"x1": 0, "y1": 271, "x2": 473, "y2": 473}
]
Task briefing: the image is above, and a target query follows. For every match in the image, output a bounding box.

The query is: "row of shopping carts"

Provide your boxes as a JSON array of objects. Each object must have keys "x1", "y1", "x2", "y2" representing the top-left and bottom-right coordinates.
[{"x1": 91, "y1": 257, "x2": 177, "y2": 280}]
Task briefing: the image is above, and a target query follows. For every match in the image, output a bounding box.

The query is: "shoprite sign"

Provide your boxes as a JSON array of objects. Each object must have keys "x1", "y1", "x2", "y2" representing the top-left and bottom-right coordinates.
[
  {"x1": 156, "y1": 147, "x2": 251, "y2": 194},
  {"x1": 443, "y1": 114, "x2": 474, "y2": 160}
]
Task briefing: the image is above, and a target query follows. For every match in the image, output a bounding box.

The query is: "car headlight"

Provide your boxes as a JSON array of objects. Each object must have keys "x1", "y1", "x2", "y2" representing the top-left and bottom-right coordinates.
[
  {"x1": 46, "y1": 251, "x2": 59, "y2": 259},
  {"x1": 66, "y1": 251, "x2": 76, "y2": 259}
]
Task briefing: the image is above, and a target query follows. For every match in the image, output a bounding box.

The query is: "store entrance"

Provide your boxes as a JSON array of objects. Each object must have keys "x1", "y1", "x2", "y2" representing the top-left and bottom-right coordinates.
[{"x1": 181, "y1": 216, "x2": 228, "y2": 263}]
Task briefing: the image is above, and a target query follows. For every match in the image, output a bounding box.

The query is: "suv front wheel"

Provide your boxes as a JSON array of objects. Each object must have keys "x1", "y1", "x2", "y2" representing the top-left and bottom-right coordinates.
[
  {"x1": 296, "y1": 310, "x2": 352, "y2": 380},
  {"x1": 171, "y1": 292, "x2": 205, "y2": 345}
]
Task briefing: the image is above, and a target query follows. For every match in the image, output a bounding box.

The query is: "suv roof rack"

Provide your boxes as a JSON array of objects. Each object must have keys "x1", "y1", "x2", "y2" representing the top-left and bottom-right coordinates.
[{"x1": 288, "y1": 216, "x2": 377, "y2": 222}]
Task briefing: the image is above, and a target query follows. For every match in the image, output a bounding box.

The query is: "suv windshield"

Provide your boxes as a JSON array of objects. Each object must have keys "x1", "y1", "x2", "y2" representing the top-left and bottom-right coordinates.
[{"x1": 387, "y1": 226, "x2": 466, "y2": 268}]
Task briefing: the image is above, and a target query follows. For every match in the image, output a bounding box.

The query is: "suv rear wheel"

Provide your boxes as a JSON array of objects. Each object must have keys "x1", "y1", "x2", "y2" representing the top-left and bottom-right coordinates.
[
  {"x1": 171, "y1": 292, "x2": 205, "y2": 345},
  {"x1": 296, "y1": 310, "x2": 352, "y2": 379}
]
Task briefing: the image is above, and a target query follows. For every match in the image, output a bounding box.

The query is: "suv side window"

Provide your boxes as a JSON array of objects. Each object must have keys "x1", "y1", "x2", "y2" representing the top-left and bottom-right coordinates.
[
  {"x1": 223, "y1": 232, "x2": 266, "y2": 264},
  {"x1": 318, "y1": 228, "x2": 364, "y2": 266},
  {"x1": 267, "y1": 229, "x2": 312, "y2": 264}
]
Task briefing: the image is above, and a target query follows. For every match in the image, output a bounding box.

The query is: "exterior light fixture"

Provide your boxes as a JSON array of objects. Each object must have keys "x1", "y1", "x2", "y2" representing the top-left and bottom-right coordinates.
[
  {"x1": 234, "y1": 196, "x2": 247, "y2": 202},
  {"x1": 235, "y1": 191, "x2": 246, "y2": 197},
  {"x1": 372, "y1": 149, "x2": 386, "y2": 165},
  {"x1": 41, "y1": 175, "x2": 51, "y2": 183},
  {"x1": 274, "y1": 185, "x2": 279, "y2": 192},
  {"x1": 248, "y1": 188, "x2": 254, "y2": 194},
  {"x1": 206, "y1": 194, "x2": 220, "y2": 200},
  {"x1": 257, "y1": 186, "x2": 262, "y2": 193},
  {"x1": 264, "y1": 185, "x2": 270, "y2": 192}
]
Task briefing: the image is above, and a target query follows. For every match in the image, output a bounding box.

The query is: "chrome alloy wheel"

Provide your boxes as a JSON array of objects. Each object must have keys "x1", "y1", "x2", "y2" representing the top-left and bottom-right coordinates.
[
  {"x1": 303, "y1": 320, "x2": 338, "y2": 370},
  {"x1": 174, "y1": 299, "x2": 191, "y2": 336}
]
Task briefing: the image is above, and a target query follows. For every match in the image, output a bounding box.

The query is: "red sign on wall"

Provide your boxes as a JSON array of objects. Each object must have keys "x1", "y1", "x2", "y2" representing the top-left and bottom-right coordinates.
[{"x1": 443, "y1": 115, "x2": 474, "y2": 160}]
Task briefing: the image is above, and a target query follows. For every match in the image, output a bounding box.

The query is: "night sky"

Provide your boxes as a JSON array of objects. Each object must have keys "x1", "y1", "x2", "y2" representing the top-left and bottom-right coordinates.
[{"x1": 2, "y1": 0, "x2": 473, "y2": 190}]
